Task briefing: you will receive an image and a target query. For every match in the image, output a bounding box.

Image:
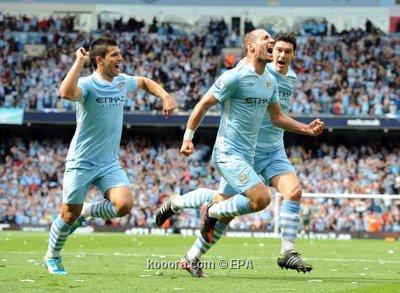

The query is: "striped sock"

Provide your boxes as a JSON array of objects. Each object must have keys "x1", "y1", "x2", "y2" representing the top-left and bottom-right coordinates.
[
  {"x1": 208, "y1": 194, "x2": 252, "y2": 218},
  {"x1": 279, "y1": 200, "x2": 300, "y2": 254},
  {"x1": 172, "y1": 188, "x2": 214, "y2": 210},
  {"x1": 82, "y1": 199, "x2": 119, "y2": 219},
  {"x1": 187, "y1": 221, "x2": 228, "y2": 260},
  {"x1": 46, "y1": 216, "x2": 72, "y2": 258}
]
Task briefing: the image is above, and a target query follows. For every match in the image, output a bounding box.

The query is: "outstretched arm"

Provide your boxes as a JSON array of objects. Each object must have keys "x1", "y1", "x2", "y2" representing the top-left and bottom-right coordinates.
[
  {"x1": 267, "y1": 102, "x2": 324, "y2": 136},
  {"x1": 59, "y1": 47, "x2": 89, "y2": 101},
  {"x1": 136, "y1": 77, "x2": 176, "y2": 118},
  {"x1": 180, "y1": 92, "x2": 219, "y2": 156}
]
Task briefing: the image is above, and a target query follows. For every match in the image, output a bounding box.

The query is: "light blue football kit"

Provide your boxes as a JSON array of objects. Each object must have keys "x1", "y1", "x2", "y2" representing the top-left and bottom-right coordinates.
[
  {"x1": 63, "y1": 72, "x2": 137, "y2": 204},
  {"x1": 209, "y1": 64, "x2": 279, "y2": 195},
  {"x1": 219, "y1": 63, "x2": 297, "y2": 195}
]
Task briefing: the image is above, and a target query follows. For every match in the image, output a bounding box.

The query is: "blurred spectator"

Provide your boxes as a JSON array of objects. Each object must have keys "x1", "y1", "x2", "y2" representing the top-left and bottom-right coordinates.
[
  {"x1": 0, "y1": 13, "x2": 398, "y2": 116},
  {"x1": 0, "y1": 137, "x2": 399, "y2": 233}
]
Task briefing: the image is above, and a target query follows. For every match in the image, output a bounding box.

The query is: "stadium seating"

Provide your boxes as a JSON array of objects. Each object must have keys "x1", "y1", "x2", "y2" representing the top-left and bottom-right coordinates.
[
  {"x1": 0, "y1": 13, "x2": 398, "y2": 116},
  {"x1": 1, "y1": 137, "x2": 399, "y2": 232}
]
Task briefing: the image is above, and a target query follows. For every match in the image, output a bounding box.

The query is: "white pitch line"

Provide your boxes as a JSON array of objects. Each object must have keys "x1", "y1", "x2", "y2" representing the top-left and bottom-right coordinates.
[{"x1": 2, "y1": 251, "x2": 399, "y2": 264}]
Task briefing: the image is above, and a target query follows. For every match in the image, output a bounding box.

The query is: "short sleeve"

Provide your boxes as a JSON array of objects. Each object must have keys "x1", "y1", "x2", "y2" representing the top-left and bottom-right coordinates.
[
  {"x1": 269, "y1": 78, "x2": 279, "y2": 105},
  {"x1": 124, "y1": 74, "x2": 138, "y2": 92},
  {"x1": 77, "y1": 76, "x2": 91, "y2": 101},
  {"x1": 208, "y1": 70, "x2": 238, "y2": 102}
]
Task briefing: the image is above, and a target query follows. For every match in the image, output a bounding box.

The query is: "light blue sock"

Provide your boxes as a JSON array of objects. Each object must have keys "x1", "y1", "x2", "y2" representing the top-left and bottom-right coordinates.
[
  {"x1": 208, "y1": 194, "x2": 253, "y2": 218},
  {"x1": 187, "y1": 221, "x2": 228, "y2": 260},
  {"x1": 279, "y1": 200, "x2": 300, "y2": 253},
  {"x1": 46, "y1": 216, "x2": 72, "y2": 258},
  {"x1": 172, "y1": 188, "x2": 214, "y2": 210},
  {"x1": 83, "y1": 199, "x2": 119, "y2": 219}
]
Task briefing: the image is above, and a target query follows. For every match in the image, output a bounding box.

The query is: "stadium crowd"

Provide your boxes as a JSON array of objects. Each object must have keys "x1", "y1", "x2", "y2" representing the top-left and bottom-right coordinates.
[
  {"x1": 0, "y1": 13, "x2": 399, "y2": 116},
  {"x1": 1, "y1": 138, "x2": 399, "y2": 233}
]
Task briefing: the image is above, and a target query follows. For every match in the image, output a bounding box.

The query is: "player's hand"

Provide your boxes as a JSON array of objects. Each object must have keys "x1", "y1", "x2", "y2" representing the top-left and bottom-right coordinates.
[
  {"x1": 76, "y1": 47, "x2": 89, "y2": 63},
  {"x1": 180, "y1": 140, "x2": 194, "y2": 156},
  {"x1": 307, "y1": 118, "x2": 324, "y2": 136},
  {"x1": 162, "y1": 94, "x2": 177, "y2": 118}
]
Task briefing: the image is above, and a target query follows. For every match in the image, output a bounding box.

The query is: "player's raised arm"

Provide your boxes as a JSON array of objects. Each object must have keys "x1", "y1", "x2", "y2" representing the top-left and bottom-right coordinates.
[
  {"x1": 180, "y1": 92, "x2": 219, "y2": 157},
  {"x1": 135, "y1": 77, "x2": 177, "y2": 118},
  {"x1": 59, "y1": 47, "x2": 89, "y2": 101},
  {"x1": 267, "y1": 102, "x2": 324, "y2": 136}
]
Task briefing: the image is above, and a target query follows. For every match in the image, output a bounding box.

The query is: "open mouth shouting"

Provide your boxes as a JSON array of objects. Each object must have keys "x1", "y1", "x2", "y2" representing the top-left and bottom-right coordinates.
[{"x1": 113, "y1": 63, "x2": 121, "y2": 74}]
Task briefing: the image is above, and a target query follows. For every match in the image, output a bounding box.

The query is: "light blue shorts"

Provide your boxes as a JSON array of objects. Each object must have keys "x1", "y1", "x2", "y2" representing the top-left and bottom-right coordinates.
[
  {"x1": 218, "y1": 146, "x2": 295, "y2": 196},
  {"x1": 62, "y1": 160, "x2": 131, "y2": 204},
  {"x1": 254, "y1": 146, "x2": 295, "y2": 184},
  {"x1": 212, "y1": 150, "x2": 261, "y2": 195}
]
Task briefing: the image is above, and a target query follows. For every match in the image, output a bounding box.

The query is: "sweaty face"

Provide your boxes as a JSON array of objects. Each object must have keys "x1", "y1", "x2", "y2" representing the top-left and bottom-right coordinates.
[
  {"x1": 273, "y1": 41, "x2": 295, "y2": 74},
  {"x1": 253, "y1": 31, "x2": 275, "y2": 62},
  {"x1": 102, "y1": 46, "x2": 123, "y2": 78}
]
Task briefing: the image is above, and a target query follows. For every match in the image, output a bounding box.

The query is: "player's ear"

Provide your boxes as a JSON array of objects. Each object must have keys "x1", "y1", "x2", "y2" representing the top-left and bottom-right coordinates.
[
  {"x1": 96, "y1": 56, "x2": 103, "y2": 66},
  {"x1": 248, "y1": 43, "x2": 255, "y2": 54}
]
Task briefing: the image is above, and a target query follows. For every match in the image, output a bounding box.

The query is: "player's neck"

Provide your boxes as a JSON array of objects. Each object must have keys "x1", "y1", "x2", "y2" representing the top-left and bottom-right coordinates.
[
  {"x1": 95, "y1": 68, "x2": 114, "y2": 82},
  {"x1": 249, "y1": 59, "x2": 267, "y2": 76}
]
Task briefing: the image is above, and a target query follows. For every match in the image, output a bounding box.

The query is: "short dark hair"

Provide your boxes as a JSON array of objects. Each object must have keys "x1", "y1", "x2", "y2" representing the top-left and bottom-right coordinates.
[
  {"x1": 274, "y1": 32, "x2": 297, "y2": 51},
  {"x1": 89, "y1": 38, "x2": 118, "y2": 69}
]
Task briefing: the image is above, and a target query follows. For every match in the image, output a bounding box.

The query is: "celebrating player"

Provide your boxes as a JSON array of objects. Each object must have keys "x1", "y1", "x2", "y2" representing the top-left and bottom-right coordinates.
[
  {"x1": 155, "y1": 32, "x2": 323, "y2": 277},
  {"x1": 43, "y1": 38, "x2": 176, "y2": 275}
]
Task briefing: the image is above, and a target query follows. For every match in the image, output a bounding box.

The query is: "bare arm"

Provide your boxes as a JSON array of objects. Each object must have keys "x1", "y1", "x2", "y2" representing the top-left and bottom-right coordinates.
[
  {"x1": 59, "y1": 47, "x2": 89, "y2": 101},
  {"x1": 135, "y1": 77, "x2": 176, "y2": 117},
  {"x1": 180, "y1": 92, "x2": 219, "y2": 156},
  {"x1": 267, "y1": 102, "x2": 324, "y2": 136}
]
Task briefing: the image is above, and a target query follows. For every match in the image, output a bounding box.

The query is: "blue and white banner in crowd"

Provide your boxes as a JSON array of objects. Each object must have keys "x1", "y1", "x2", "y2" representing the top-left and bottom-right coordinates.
[{"x1": 0, "y1": 108, "x2": 24, "y2": 125}]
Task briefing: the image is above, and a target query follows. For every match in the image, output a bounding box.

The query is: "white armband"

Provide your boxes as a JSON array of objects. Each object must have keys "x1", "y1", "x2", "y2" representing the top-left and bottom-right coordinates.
[{"x1": 183, "y1": 129, "x2": 195, "y2": 141}]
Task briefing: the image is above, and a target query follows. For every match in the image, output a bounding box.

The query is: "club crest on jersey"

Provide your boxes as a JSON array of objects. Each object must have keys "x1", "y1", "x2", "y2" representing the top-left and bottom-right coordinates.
[
  {"x1": 266, "y1": 81, "x2": 272, "y2": 89},
  {"x1": 117, "y1": 82, "x2": 126, "y2": 90},
  {"x1": 238, "y1": 173, "x2": 249, "y2": 185}
]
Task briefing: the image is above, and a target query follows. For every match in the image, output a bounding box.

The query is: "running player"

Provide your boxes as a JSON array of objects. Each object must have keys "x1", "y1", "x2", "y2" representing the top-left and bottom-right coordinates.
[
  {"x1": 44, "y1": 38, "x2": 176, "y2": 275},
  {"x1": 155, "y1": 30, "x2": 323, "y2": 277},
  {"x1": 155, "y1": 32, "x2": 323, "y2": 277}
]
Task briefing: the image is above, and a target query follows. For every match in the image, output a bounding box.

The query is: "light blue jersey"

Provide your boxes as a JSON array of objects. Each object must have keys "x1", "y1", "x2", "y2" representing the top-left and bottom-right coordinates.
[
  {"x1": 209, "y1": 64, "x2": 279, "y2": 163},
  {"x1": 256, "y1": 63, "x2": 297, "y2": 153},
  {"x1": 66, "y1": 72, "x2": 138, "y2": 167}
]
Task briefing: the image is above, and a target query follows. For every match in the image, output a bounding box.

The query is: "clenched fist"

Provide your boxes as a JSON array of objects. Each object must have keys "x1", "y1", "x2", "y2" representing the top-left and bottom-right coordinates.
[{"x1": 180, "y1": 140, "x2": 194, "y2": 156}]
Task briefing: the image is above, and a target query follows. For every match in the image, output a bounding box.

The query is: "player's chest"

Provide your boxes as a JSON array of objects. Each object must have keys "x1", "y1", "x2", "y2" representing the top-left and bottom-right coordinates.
[
  {"x1": 236, "y1": 76, "x2": 274, "y2": 108},
  {"x1": 88, "y1": 88, "x2": 127, "y2": 109}
]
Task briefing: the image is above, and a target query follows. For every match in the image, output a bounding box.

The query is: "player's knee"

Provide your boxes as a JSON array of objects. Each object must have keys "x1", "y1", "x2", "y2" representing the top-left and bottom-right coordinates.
[
  {"x1": 115, "y1": 198, "x2": 133, "y2": 216},
  {"x1": 249, "y1": 193, "x2": 271, "y2": 212},
  {"x1": 61, "y1": 210, "x2": 80, "y2": 224},
  {"x1": 212, "y1": 193, "x2": 229, "y2": 204},
  {"x1": 287, "y1": 185, "x2": 302, "y2": 202}
]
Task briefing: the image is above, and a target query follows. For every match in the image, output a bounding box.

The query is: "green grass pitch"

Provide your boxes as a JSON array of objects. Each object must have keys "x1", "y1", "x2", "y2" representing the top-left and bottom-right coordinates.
[{"x1": 0, "y1": 232, "x2": 399, "y2": 292}]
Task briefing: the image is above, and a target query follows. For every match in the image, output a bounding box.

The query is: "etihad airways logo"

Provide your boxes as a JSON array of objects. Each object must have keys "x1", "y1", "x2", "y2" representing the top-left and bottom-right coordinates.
[
  {"x1": 245, "y1": 97, "x2": 269, "y2": 108},
  {"x1": 96, "y1": 96, "x2": 125, "y2": 107}
]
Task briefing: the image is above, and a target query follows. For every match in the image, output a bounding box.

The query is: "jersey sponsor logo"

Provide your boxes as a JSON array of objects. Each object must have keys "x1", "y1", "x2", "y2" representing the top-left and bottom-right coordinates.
[
  {"x1": 238, "y1": 173, "x2": 249, "y2": 185},
  {"x1": 278, "y1": 91, "x2": 293, "y2": 101},
  {"x1": 96, "y1": 95, "x2": 125, "y2": 107},
  {"x1": 245, "y1": 97, "x2": 270, "y2": 108}
]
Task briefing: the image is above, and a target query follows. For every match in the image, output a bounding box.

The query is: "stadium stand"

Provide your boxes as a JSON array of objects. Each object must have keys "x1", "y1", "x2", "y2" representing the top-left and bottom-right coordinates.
[
  {"x1": 0, "y1": 13, "x2": 399, "y2": 116},
  {"x1": 1, "y1": 136, "x2": 399, "y2": 232}
]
